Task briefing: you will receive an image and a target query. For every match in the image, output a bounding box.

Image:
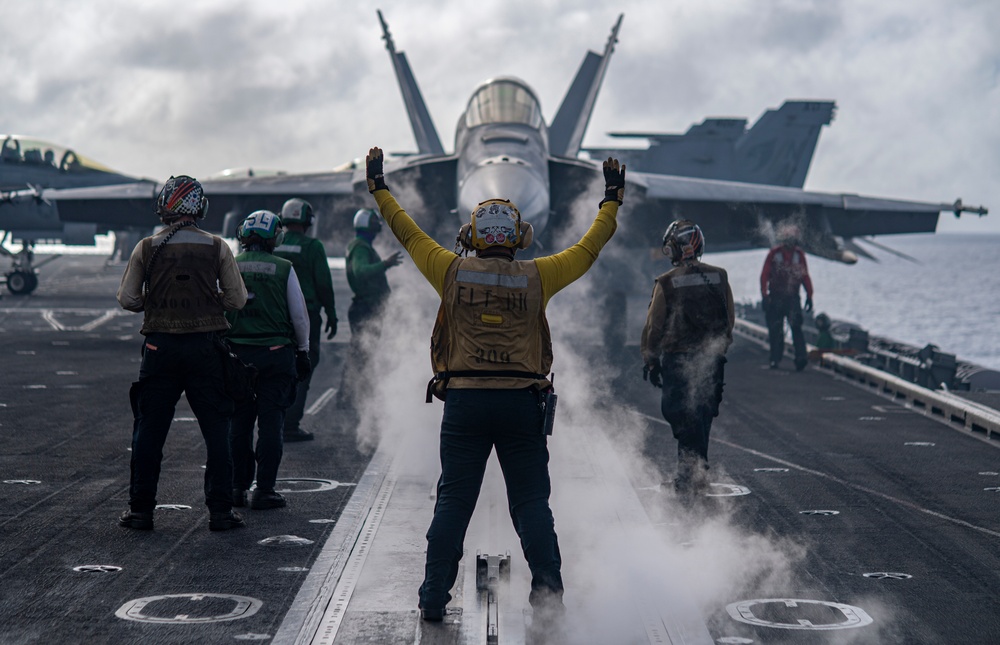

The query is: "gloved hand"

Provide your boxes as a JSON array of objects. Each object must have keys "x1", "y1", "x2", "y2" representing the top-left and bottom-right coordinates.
[
  {"x1": 325, "y1": 316, "x2": 337, "y2": 340},
  {"x1": 643, "y1": 360, "x2": 663, "y2": 388},
  {"x1": 366, "y1": 147, "x2": 388, "y2": 194},
  {"x1": 295, "y1": 350, "x2": 312, "y2": 382},
  {"x1": 761, "y1": 295, "x2": 770, "y2": 313},
  {"x1": 601, "y1": 157, "x2": 626, "y2": 205},
  {"x1": 804, "y1": 296, "x2": 813, "y2": 313},
  {"x1": 382, "y1": 251, "x2": 403, "y2": 270}
]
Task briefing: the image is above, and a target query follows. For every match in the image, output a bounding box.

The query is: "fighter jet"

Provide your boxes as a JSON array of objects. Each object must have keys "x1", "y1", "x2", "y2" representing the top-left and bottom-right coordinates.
[{"x1": 12, "y1": 11, "x2": 987, "y2": 298}]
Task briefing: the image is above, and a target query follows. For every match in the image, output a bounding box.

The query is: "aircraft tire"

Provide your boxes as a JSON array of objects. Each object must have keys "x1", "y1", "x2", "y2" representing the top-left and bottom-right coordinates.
[{"x1": 6, "y1": 270, "x2": 37, "y2": 295}]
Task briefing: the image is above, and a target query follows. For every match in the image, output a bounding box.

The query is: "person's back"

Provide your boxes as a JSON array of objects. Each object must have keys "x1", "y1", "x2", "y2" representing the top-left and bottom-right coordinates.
[
  {"x1": 116, "y1": 175, "x2": 248, "y2": 532},
  {"x1": 760, "y1": 224, "x2": 813, "y2": 370}
]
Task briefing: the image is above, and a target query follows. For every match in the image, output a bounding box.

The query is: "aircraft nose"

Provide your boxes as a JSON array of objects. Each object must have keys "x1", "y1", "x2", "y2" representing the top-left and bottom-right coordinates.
[{"x1": 458, "y1": 162, "x2": 550, "y2": 237}]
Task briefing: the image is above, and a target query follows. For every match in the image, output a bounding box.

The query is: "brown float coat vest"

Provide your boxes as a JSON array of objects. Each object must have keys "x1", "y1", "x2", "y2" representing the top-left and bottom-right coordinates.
[
  {"x1": 430, "y1": 256, "x2": 552, "y2": 396},
  {"x1": 648, "y1": 263, "x2": 733, "y2": 356}
]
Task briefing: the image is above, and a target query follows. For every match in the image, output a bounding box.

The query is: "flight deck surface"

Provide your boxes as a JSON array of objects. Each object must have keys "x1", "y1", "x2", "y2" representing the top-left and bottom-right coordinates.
[{"x1": 1, "y1": 254, "x2": 998, "y2": 644}]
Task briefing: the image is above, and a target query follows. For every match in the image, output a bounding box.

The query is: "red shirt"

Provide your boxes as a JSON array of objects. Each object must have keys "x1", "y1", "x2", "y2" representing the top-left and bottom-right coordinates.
[{"x1": 760, "y1": 245, "x2": 813, "y2": 298}]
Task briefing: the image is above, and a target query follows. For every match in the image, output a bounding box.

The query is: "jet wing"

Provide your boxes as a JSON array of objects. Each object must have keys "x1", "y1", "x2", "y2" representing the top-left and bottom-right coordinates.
[{"x1": 624, "y1": 170, "x2": 967, "y2": 253}]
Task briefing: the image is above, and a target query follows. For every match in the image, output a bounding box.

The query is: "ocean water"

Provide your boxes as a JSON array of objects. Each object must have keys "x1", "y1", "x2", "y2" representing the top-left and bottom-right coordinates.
[{"x1": 704, "y1": 232, "x2": 1000, "y2": 370}]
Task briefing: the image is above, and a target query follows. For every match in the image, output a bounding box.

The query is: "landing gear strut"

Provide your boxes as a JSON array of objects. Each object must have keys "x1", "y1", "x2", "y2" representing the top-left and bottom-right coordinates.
[{"x1": 0, "y1": 234, "x2": 57, "y2": 295}]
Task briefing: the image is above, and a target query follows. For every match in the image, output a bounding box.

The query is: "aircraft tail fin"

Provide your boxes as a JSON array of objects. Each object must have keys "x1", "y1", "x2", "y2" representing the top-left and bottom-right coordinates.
[
  {"x1": 378, "y1": 10, "x2": 445, "y2": 156},
  {"x1": 548, "y1": 14, "x2": 622, "y2": 158},
  {"x1": 733, "y1": 100, "x2": 835, "y2": 187}
]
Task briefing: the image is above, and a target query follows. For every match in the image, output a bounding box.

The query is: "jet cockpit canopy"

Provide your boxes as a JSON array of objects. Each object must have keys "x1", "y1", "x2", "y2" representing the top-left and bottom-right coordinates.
[
  {"x1": 0, "y1": 135, "x2": 118, "y2": 174},
  {"x1": 463, "y1": 77, "x2": 544, "y2": 129}
]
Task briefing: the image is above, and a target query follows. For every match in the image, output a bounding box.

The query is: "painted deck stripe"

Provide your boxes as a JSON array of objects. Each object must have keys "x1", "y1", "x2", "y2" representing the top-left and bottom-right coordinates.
[{"x1": 306, "y1": 388, "x2": 337, "y2": 416}]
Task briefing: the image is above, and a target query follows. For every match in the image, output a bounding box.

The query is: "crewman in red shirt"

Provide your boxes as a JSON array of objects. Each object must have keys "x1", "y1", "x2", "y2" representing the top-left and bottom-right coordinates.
[{"x1": 760, "y1": 224, "x2": 814, "y2": 371}]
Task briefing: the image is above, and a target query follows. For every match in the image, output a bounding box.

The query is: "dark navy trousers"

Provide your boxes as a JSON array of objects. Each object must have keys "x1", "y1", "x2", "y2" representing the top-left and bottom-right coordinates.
[
  {"x1": 765, "y1": 293, "x2": 806, "y2": 365},
  {"x1": 419, "y1": 388, "x2": 563, "y2": 610},
  {"x1": 229, "y1": 344, "x2": 297, "y2": 492},
  {"x1": 659, "y1": 353, "x2": 726, "y2": 484},
  {"x1": 128, "y1": 332, "x2": 235, "y2": 513},
  {"x1": 284, "y1": 309, "x2": 322, "y2": 433}
]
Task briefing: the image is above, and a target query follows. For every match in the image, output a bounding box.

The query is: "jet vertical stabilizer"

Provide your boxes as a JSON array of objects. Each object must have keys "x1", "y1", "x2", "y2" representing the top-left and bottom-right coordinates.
[
  {"x1": 548, "y1": 14, "x2": 622, "y2": 158},
  {"x1": 734, "y1": 100, "x2": 835, "y2": 187},
  {"x1": 378, "y1": 10, "x2": 445, "y2": 156}
]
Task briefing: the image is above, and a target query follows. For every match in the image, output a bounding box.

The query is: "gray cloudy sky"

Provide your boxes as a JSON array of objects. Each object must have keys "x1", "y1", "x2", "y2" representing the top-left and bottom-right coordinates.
[{"x1": 4, "y1": 0, "x2": 998, "y2": 232}]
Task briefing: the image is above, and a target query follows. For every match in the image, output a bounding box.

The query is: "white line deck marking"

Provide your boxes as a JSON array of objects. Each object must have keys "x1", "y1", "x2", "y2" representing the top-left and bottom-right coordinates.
[{"x1": 306, "y1": 388, "x2": 337, "y2": 416}]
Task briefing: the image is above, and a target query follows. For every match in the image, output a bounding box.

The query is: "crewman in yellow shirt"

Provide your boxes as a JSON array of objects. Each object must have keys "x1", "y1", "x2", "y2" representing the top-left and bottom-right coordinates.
[{"x1": 362, "y1": 146, "x2": 624, "y2": 625}]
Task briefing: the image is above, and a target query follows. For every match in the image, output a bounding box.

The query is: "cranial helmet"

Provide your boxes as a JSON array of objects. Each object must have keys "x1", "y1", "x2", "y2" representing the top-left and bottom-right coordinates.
[
  {"x1": 156, "y1": 175, "x2": 208, "y2": 221},
  {"x1": 457, "y1": 198, "x2": 533, "y2": 252},
  {"x1": 280, "y1": 198, "x2": 314, "y2": 226},
  {"x1": 777, "y1": 223, "x2": 801, "y2": 245},
  {"x1": 238, "y1": 210, "x2": 285, "y2": 247},
  {"x1": 353, "y1": 208, "x2": 382, "y2": 234},
  {"x1": 662, "y1": 219, "x2": 704, "y2": 266}
]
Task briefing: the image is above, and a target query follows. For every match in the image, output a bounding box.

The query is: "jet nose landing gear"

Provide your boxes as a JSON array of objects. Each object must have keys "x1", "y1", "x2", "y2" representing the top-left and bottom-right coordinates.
[
  {"x1": 1, "y1": 237, "x2": 51, "y2": 295},
  {"x1": 5, "y1": 269, "x2": 38, "y2": 295}
]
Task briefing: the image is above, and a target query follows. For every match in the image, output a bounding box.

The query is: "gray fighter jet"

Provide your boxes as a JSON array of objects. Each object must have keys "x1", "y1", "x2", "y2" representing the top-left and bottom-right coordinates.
[{"x1": 6, "y1": 11, "x2": 987, "y2": 297}]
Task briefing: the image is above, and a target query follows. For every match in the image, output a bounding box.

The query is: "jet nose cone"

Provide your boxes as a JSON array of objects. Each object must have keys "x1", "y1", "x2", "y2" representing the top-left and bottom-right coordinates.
[{"x1": 458, "y1": 162, "x2": 550, "y2": 237}]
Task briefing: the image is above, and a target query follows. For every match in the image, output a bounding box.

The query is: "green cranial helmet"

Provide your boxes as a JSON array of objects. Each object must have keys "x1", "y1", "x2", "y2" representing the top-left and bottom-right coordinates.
[
  {"x1": 238, "y1": 210, "x2": 285, "y2": 247},
  {"x1": 353, "y1": 208, "x2": 382, "y2": 235},
  {"x1": 280, "y1": 198, "x2": 314, "y2": 226}
]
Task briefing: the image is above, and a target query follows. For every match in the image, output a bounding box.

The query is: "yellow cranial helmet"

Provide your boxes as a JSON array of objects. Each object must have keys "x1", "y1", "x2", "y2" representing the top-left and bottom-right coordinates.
[{"x1": 458, "y1": 198, "x2": 533, "y2": 252}]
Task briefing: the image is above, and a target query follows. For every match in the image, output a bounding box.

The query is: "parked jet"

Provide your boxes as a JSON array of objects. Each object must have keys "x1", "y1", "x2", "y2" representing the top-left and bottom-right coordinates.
[
  {"x1": 9, "y1": 12, "x2": 987, "y2": 298},
  {"x1": 582, "y1": 100, "x2": 836, "y2": 188}
]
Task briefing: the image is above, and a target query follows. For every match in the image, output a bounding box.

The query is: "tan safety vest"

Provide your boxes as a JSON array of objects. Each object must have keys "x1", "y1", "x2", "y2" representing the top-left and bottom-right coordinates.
[
  {"x1": 428, "y1": 256, "x2": 552, "y2": 398},
  {"x1": 654, "y1": 263, "x2": 730, "y2": 354},
  {"x1": 140, "y1": 230, "x2": 230, "y2": 334}
]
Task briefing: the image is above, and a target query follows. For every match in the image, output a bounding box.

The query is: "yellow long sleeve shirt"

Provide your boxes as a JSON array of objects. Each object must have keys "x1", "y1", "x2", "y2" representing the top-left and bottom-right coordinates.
[{"x1": 372, "y1": 190, "x2": 619, "y2": 306}]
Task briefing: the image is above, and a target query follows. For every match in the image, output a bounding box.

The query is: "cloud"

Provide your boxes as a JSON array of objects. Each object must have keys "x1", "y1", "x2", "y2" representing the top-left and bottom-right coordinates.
[{"x1": 3, "y1": 0, "x2": 997, "y2": 230}]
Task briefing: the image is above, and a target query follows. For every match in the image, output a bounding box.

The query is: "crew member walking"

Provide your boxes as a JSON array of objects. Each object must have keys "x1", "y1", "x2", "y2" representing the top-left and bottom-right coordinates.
[
  {"x1": 227, "y1": 211, "x2": 312, "y2": 510},
  {"x1": 761, "y1": 224, "x2": 813, "y2": 370},
  {"x1": 363, "y1": 146, "x2": 625, "y2": 621},
  {"x1": 641, "y1": 220, "x2": 734, "y2": 499},
  {"x1": 275, "y1": 198, "x2": 337, "y2": 442},
  {"x1": 335, "y1": 208, "x2": 401, "y2": 410},
  {"x1": 116, "y1": 175, "x2": 248, "y2": 531}
]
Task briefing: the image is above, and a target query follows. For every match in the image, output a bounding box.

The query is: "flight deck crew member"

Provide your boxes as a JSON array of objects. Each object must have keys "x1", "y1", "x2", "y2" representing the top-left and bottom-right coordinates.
[
  {"x1": 760, "y1": 224, "x2": 813, "y2": 371},
  {"x1": 363, "y1": 146, "x2": 625, "y2": 622},
  {"x1": 641, "y1": 220, "x2": 734, "y2": 499},
  {"x1": 275, "y1": 198, "x2": 338, "y2": 442},
  {"x1": 227, "y1": 211, "x2": 312, "y2": 510},
  {"x1": 116, "y1": 175, "x2": 248, "y2": 532},
  {"x1": 334, "y1": 208, "x2": 402, "y2": 410}
]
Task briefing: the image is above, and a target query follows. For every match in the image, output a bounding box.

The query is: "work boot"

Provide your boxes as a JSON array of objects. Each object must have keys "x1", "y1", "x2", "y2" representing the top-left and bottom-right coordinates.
[
  {"x1": 250, "y1": 489, "x2": 287, "y2": 510},
  {"x1": 769, "y1": 360, "x2": 779, "y2": 369},
  {"x1": 209, "y1": 510, "x2": 246, "y2": 531},
  {"x1": 418, "y1": 603, "x2": 444, "y2": 622},
  {"x1": 795, "y1": 358, "x2": 808, "y2": 372},
  {"x1": 283, "y1": 428, "x2": 314, "y2": 442},
  {"x1": 233, "y1": 489, "x2": 248, "y2": 508},
  {"x1": 118, "y1": 509, "x2": 153, "y2": 530}
]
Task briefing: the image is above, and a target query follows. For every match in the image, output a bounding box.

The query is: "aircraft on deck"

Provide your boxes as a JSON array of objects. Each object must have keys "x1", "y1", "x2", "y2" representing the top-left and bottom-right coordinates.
[{"x1": 0, "y1": 12, "x2": 987, "y2": 296}]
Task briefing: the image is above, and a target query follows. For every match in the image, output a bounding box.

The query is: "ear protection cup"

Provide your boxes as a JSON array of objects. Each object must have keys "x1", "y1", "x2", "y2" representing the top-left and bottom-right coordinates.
[
  {"x1": 517, "y1": 221, "x2": 533, "y2": 249},
  {"x1": 457, "y1": 223, "x2": 474, "y2": 251}
]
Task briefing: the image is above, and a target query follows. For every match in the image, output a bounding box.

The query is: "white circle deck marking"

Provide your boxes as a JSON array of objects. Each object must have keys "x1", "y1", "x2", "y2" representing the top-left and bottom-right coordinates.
[
  {"x1": 863, "y1": 572, "x2": 912, "y2": 579},
  {"x1": 155, "y1": 504, "x2": 192, "y2": 511},
  {"x1": 821, "y1": 396, "x2": 845, "y2": 401},
  {"x1": 707, "y1": 483, "x2": 751, "y2": 497},
  {"x1": 859, "y1": 416, "x2": 884, "y2": 421},
  {"x1": 271, "y1": 478, "x2": 356, "y2": 494},
  {"x1": 904, "y1": 441, "x2": 935, "y2": 446},
  {"x1": 754, "y1": 468, "x2": 789, "y2": 473},
  {"x1": 980, "y1": 472, "x2": 1000, "y2": 476},
  {"x1": 56, "y1": 371, "x2": 77, "y2": 375},
  {"x1": 175, "y1": 417, "x2": 197, "y2": 422},
  {"x1": 258, "y1": 535, "x2": 315, "y2": 547},
  {"x1": 234, "y1": 634, "x2": 271, "y2": 641},
  {"x1": 23, "y1": 385, "x2": 46, "y2": 389},
  {"x1": 73, "y1": 565, "x2": 122, "y2": 573},
  {"x1": 800, "y1": 510, "x2": 840, "y2": 516},
  {"x1": 115, "y1": 593, "x2": 262, "y2": 624},
  {"x1": 984, "y1": 487, "x2": 1000, "y2": 492},
  {"x1": 309, "y1": 519, "x2": 337, "y2": 524},
  {"x1": 727, "y1": 598, "x2": 873, "y2": 631},
  {"x1": 717, "y1": 638, "x2": 754, "y2": 644},
  {"x1": 3, "y1": 479, "x2": 41, "y2": 485},
  {"x1": 278, "y1": 567, "x2": 309, "y2": 572}
]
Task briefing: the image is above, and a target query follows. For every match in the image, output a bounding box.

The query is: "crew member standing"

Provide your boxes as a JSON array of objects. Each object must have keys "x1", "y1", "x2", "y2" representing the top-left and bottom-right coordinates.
[
  {"x1": 363, "y1": 146, "x2": 624, "y2": 622},
  {"x1": 760, "y1": 224, "x2": 813, "y2": 370},
  {"x1": 116, "y1": 175, "x2": 248, "y2": 532},
  {"x1": 335, "y1": 208, "x2": 402, "y2": 409},
  {"x1": 275, "y1": 198, "x2": 337, "y2": 442},
  {"x1": 227, "y1": 210, "x2": 312, "y2": 510},
  {"x1": 641, "y1": 220, "x2": 734, "y2": 499}
]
